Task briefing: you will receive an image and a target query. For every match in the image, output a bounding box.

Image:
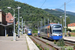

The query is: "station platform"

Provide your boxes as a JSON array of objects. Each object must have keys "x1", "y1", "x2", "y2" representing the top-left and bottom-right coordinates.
[
  {"x1": 0, "y1": 34, "x2": 39, "y2": 50},
  {"x1": 63, "y1": 36, "x2": 75, "y2": 42}
]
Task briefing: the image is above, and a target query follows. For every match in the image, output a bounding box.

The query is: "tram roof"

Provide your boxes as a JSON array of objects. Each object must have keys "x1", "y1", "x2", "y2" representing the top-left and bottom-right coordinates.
[{"x1": 39, "y1": 23, "x2": 62, "y2": 29}]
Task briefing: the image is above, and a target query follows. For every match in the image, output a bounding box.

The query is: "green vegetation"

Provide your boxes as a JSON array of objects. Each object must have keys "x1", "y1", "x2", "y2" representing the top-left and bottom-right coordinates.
[
  {"x1": 74, "y1": 45, "x2": 75, "y2": 48},
  {"x1": 46, "y1": 43, "x2": 49, "y2": 45},
  {"x1": 52, "y1": 47, "x2": 55, "y2": 50},
  {"x1": 44, "y1": 47, "x2": 49, "y2": 50},
  {"x1": 44, "y1": 9, "x2": 75, "y2": 23},
  {"x1": 35, "y1": 43, "x2": 42, "y2": 50},
  {"x1": 57, "y1": 39, "x2": 65, "y2": 46},
  {"x1": 0, "y1": 0, "x2": 60, "y2": 32},
  {"x1": 34, "y1": 34, "x2": 37, "y2": 36},
  {"x1": 54, "y1": 40, "x2": 56, "y2": 44},
  {"x1": 72, "y1": 30, "x2": 75, "y2": 32},
  {"x1": 62, "y1": 46, "x2": 73, "y2": 50},
  {"x1": 67, "y1": 28, "x2": 72, "y2": 32}
]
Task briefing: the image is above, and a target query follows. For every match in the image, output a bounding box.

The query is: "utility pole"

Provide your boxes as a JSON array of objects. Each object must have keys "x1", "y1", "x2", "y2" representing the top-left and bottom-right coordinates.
[
  {"x1": 64, "y1": 2, "x2": 67, "y2": 36},
  {"x1": 22, "y1": 17, "x2": 23, "y2": 34},
  {"x1": 48, "y1": 18, "x2": 49, "y2": 24},
  {"x1": 44, "y1": 18, "x2": 45, "y2": 26},
  {"x1": 41, "y1": 19, "x2": 42, "y2": 27},
  {"x1": 7, "y1": 7, "x2": 16, "y2": 41},
  {"x1": 17, "y1": 6, "x2": 21, "y2": 38},
  {"x1": 44, "y1": 18, "x2": 45, "y2": 33}
]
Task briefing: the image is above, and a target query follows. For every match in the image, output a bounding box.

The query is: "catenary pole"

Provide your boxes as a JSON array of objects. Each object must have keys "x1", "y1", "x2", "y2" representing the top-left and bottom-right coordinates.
[{"x1": 64, "y1": 2, "x2": 67, "y2": 36}]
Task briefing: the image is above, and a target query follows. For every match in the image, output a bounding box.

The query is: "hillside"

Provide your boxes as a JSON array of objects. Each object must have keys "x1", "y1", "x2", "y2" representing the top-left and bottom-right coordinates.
[
  {"x1": 44, "y1": 9, "x2": 75, "y2": 23},
  {"x1": 56, "y1": 9, "x2": 75, "y2": 16},
  {"x1": 0, "y1": 0, "x2": 60, "y2": 29}
]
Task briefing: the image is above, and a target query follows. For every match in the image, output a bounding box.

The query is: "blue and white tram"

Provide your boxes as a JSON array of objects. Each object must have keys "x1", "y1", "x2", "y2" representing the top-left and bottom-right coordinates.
[
  {"x1": 38, "y1": 23, "x2": 62, "y2": 40},
  {"x1": 27, "y1": 29, "x2": 32, "y2": 35}
]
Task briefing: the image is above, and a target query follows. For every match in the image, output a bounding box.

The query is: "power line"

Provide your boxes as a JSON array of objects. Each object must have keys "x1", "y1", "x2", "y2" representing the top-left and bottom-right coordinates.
[
  {"x1": 66, "y1": 0, "x2": 72, "y2": 4},
  {"x1": 57, "y1": 0, "x2": 72, "y2": 9},
  {"x1": 58, "y1": 4, "x2": 64, "y2": 9},
  {"x1": 40, "y1": 0, "x2": 46, "y2": 8}
]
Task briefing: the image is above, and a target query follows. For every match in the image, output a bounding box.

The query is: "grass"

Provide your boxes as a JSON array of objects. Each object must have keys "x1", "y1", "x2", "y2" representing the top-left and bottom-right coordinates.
[
  {"x1": 44, "y1": 47, "x2": 49, "y2": 50},
  {"x1": 40, "y1": 37, "x2": 42, "y2": 39},
  {"x1": 71, "y1": 35, "x2": 75, "y2": 37},
  {"x1": 52, "y1": 47, "x2": 55, "y2": 50},
  {"x1": 46, "y1": 43, "x2": 49, "y2": 45},
  {"x1": 35, "y1": 43, "x2": 42, "y2": 50},
  {"x1": 62, "y1": 46, "x2": 73, "y2": 50}
]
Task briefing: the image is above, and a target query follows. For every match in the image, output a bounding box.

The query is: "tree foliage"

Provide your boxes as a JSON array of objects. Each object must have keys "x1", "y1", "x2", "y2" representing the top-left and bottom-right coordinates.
[{"x1": 0, "y1": 0, "x2": 60, "y2": 30}]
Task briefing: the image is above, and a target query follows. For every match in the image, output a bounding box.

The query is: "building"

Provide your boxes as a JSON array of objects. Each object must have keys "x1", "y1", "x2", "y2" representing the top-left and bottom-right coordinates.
[
  {"x1": 68, "y1": 23, "x2": 75, "y2": 30},
  {"x1": 6, "y1": 12, "x2": 14, "y2": 25},
  {"x1": 0, "y1": 9, "x2": 13, "y2": 36},
  {"x1": 0, "y1": 9, "x2": 7, "y2": 25}
]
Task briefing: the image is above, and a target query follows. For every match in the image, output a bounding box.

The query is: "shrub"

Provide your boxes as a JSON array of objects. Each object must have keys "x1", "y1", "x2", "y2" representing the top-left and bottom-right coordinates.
[
  {"x1": 74, "y1": 45, "x2": 75, "y2": 48},
  {"x1": 67, "y1": 28, "x2": 71, "y2": 32},
  {"x1": 57, "y1": 39, "x2": 65, "y2": 46},
  {"x1": 54, "y1": 40, "x2": 56, "y2": 44},
  {"x1": 72, "y1": 30, "x2": 75, "y2": 32}
]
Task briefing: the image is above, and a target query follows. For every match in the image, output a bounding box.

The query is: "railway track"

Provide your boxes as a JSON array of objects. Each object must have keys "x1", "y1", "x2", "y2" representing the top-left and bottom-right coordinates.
[
  {"x1": 64, "y1": 39, "x2": 75, "y2": 46},
  {"x1": 30, "y1": 36, "x2": 61, "y2": 50}
]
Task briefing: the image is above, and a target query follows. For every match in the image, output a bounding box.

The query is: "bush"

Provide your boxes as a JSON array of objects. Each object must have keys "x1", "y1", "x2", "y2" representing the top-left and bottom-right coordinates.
[
  {"x1": 67, "y1": 28, "x2": 71, "y2": 32},
  {"x1": 57, "y1": 39, "x2": 65, "y2": 46},
  {"x1": 32, "y1": 28, "x2": 38, "y2": 33},
  {"x1": 72, "y1": 30, "x2": 75, "y2": 32},
  {"x1": 74, "y1": 45, "x2": 75, "y2": 48}
]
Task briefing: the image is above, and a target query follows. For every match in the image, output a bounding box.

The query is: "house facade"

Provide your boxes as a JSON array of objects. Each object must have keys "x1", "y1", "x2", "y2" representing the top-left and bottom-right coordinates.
[
  {"x1": 0, "y1": 9, "x2": 6, "y2": 24},
  {"x1": 68, "y1": 23, "x2": 75, "y2": 30},
  {"x1": 0, "y1": 9, "x2": 13, "y2": 36},
  {"x1": 6, "y1": 12, "x2": 14, "y2": 25}
]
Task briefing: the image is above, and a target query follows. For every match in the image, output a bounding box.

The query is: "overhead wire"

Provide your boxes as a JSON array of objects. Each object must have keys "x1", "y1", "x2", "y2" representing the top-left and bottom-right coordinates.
[
  {"x1": 40, "y1": 0, "x2": 46, "y2": 8},
  {"x1": 57, "y1": 0, "x2": 72, "y2": 9},
  {"x1": 66, "y1": 0, "x2": 72, "y2": 4}
]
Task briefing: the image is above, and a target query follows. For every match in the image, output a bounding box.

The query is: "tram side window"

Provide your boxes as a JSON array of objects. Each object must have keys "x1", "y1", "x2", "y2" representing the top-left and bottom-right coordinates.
[
  {"x1": 45, "y1": 29, "x2": 47, "y2": 34},
  {"x1": 47, "y1": 28, "x2": 50, "y2": 33},
  {"x1": 41, "y1": 29, "x2": 44, "y2": 32},
  {"x1": 50, "y1": 27, "x2": 52, "y2": 34}
]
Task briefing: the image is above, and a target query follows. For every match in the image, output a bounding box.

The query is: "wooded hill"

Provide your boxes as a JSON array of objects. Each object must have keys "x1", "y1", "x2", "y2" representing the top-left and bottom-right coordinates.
[
  {"x1": 0, "y1": 0, "x2": 60, "y2": 29},
  {"x1": 44, "y1": 9, "x2": 75, "y2": 23}
]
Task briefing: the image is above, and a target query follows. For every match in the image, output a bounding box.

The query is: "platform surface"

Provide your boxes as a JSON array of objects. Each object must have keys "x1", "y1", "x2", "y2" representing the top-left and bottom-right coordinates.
[
  {"x1": 0, "y1": 34, "x2": 39, "y2": 50},
  {"x1": 63, "y1": 36, "x2": 75, "y2": 42}
]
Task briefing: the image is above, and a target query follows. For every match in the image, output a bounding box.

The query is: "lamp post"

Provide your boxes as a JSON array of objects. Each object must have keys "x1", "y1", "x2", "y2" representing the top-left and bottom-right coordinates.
[
  {"x1": 22, "y1": 17, "x2": 23, "y2": 34},
  {"x1": 60, "y1": 16, "x2": 62, "y2": 24},
  {"x1": 17, "y1": 6, "x2": 21, "y2": 38},
  {"x1": 64, "y1": 2, "x2": 67, "y2": 36},
  {"x1": 20, "y1": 17, "x2": 23, "y2": 35},
  {"x1": 7, "y1": 7, "x2": 16, "y2": 41}
]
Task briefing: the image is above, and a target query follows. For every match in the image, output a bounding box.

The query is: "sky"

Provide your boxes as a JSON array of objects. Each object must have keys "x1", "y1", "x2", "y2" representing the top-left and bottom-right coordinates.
[{"x1": 15, "y1": 0, "x2": 75, "y2": 12}]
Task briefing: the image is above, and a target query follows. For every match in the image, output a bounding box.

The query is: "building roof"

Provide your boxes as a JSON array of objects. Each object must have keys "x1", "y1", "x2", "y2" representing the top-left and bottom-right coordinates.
[
  {"x1": 6, "y1": 12, "x2": 14, "y2": 23},
  {"x1": 68, "y1": 23, "x2": 75, "y2": 27}
]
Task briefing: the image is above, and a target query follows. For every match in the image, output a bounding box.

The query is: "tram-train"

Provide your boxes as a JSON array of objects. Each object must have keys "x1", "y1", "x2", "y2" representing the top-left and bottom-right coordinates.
[
  {"x1": 27, "y1": 29, "x2": 32, "y2": 35},
  {"x1": 38, "y1": 23, "x2": 63, "y2": 40}
]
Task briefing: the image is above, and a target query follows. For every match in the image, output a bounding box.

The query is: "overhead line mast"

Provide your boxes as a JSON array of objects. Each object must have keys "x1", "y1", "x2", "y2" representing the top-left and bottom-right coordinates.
[{"x1": 64, "y1": 2, "x2": 67, "y2": 37}]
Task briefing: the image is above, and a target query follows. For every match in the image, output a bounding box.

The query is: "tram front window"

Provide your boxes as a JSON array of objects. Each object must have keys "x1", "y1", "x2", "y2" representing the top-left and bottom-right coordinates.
[{"x1": 53, "y1": 30, "x2": 62, "y2": 33}]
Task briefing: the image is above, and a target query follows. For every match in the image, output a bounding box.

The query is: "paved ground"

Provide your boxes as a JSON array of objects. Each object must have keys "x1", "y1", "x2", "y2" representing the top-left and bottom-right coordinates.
[
  {"x1": 0, "y1": 34, "x2": 28, "y2": 50},
  {"x1": 63, "y1": 36, "x2": 75, "y2": 42}
]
